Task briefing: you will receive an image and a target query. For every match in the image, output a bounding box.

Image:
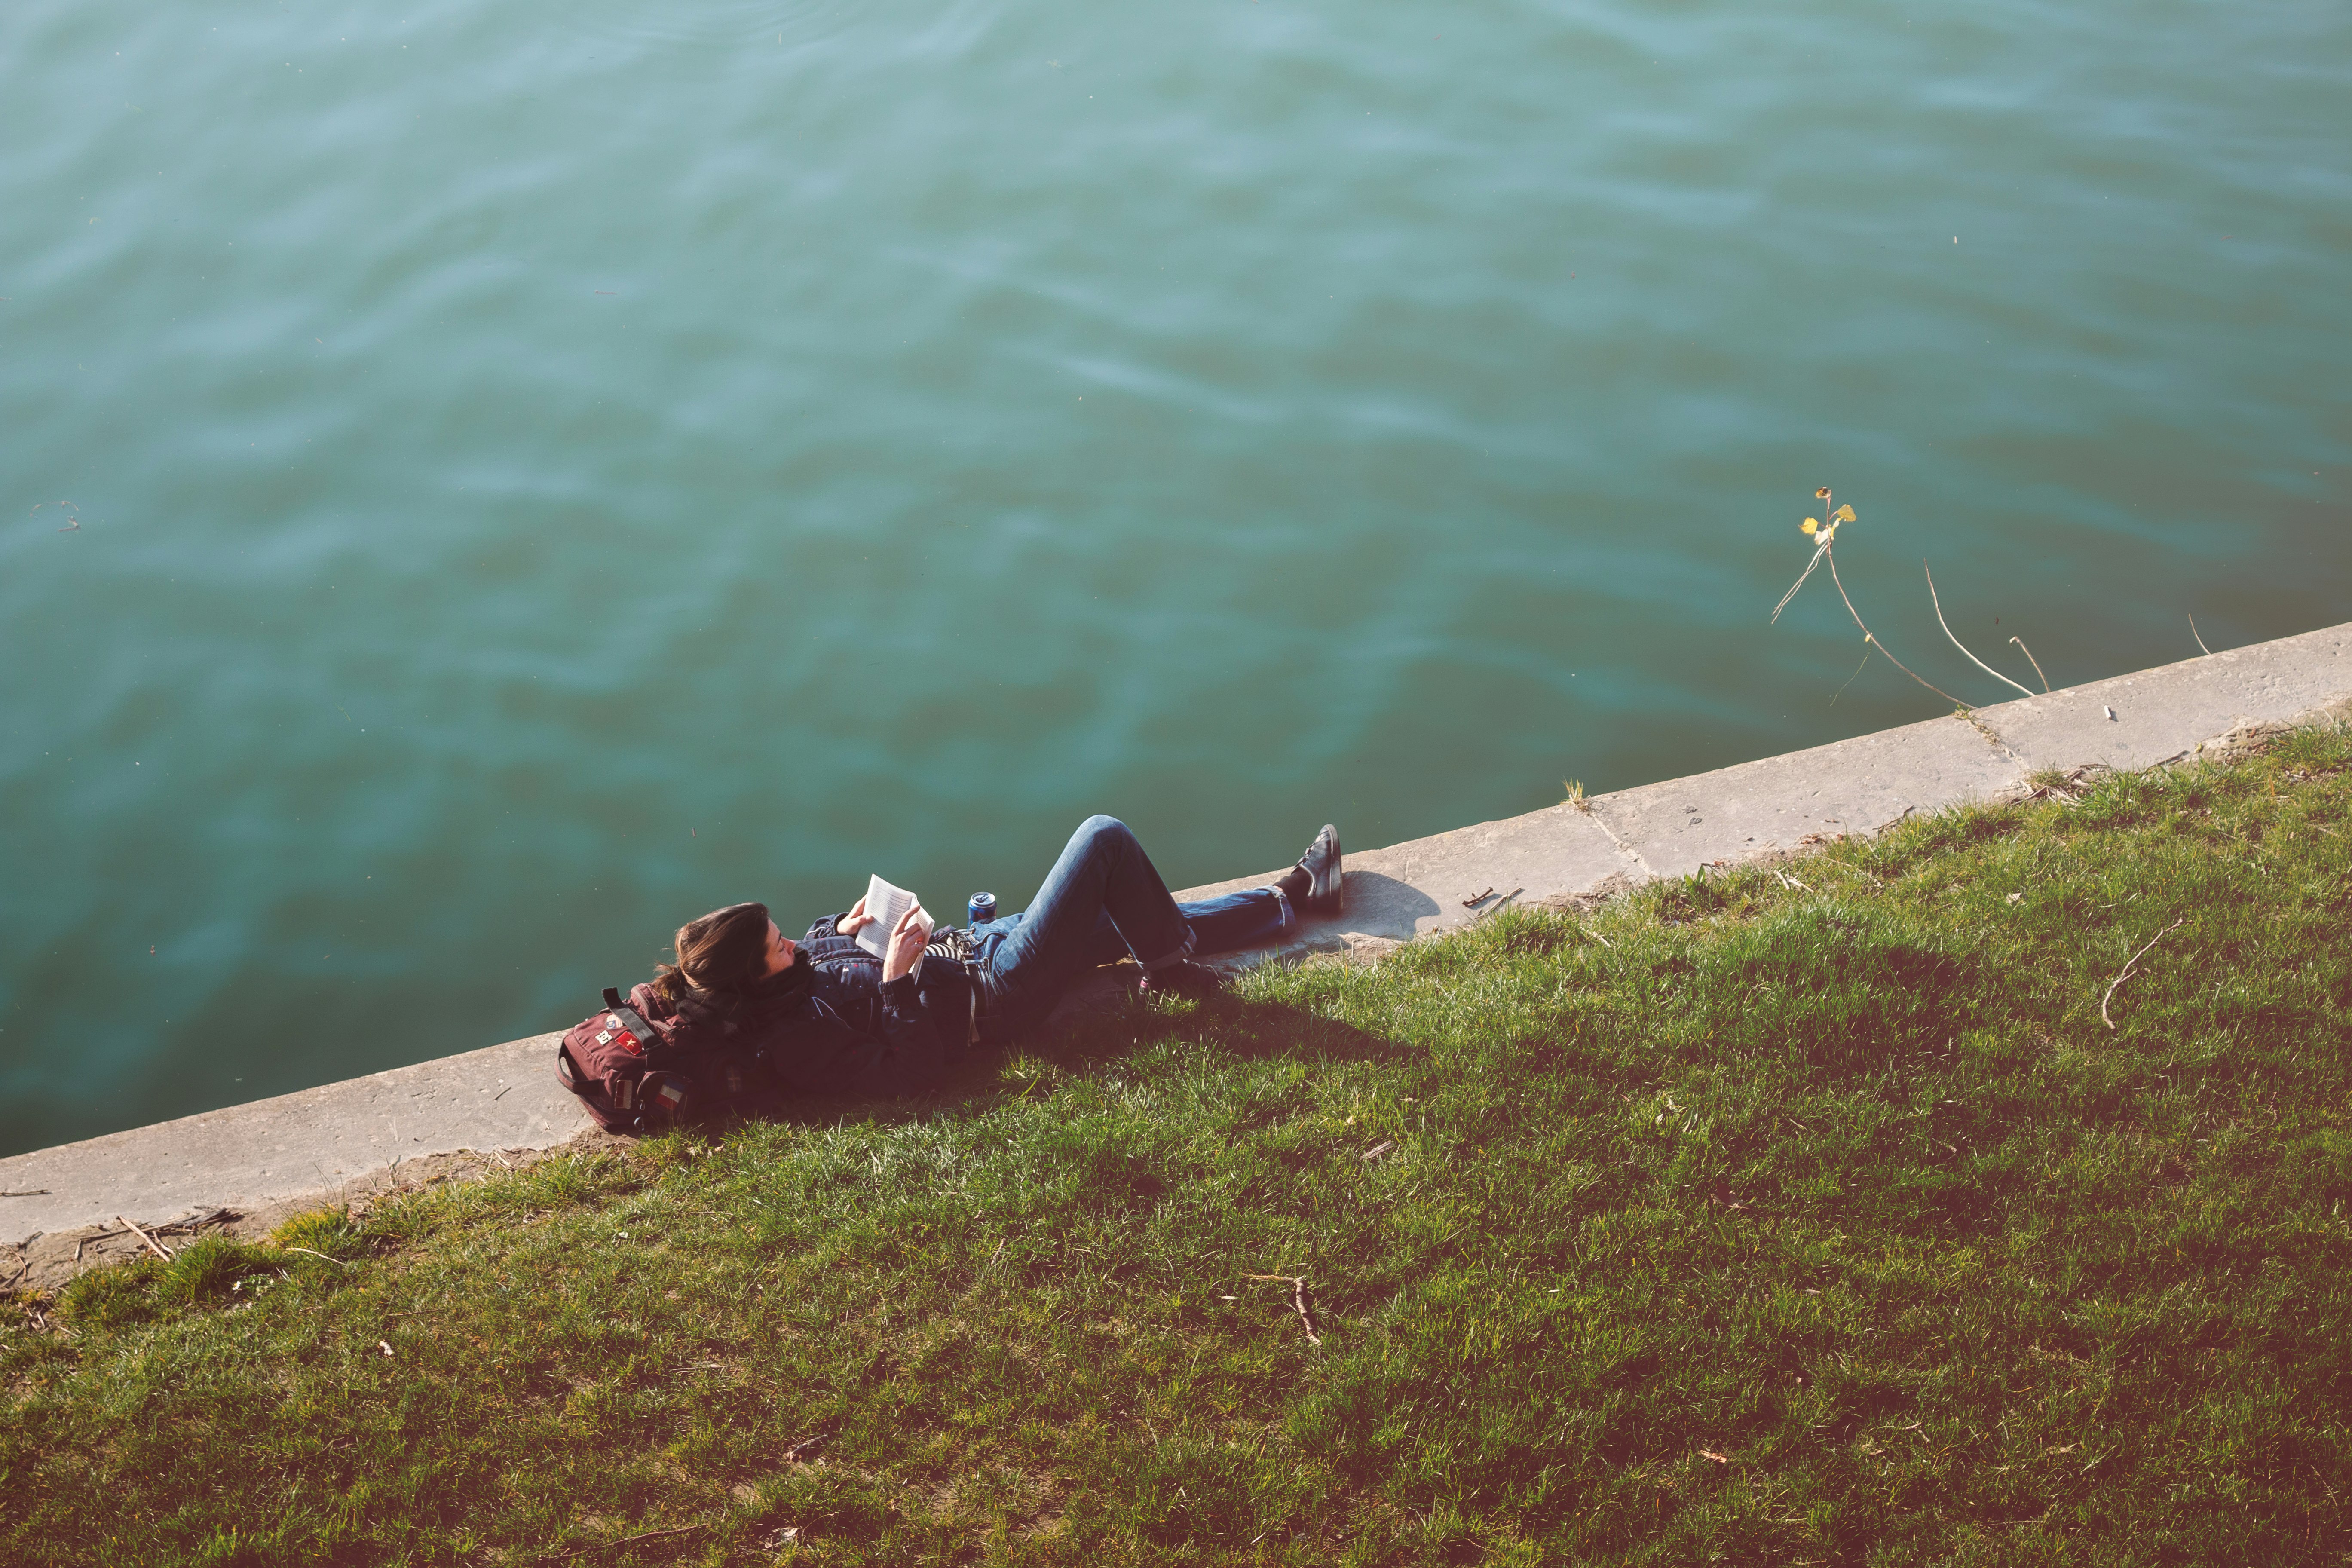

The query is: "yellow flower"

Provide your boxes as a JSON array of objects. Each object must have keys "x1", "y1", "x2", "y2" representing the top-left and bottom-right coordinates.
[
  {"x1": 1834, "y1": 504, "x2": 1856, "y2": 523},
  {"x1": 1802, "y1": 518, "x2": 1819, "y2": 535}
]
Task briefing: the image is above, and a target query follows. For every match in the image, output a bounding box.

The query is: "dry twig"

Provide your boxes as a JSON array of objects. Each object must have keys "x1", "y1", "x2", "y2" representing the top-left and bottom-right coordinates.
[
  {"x1": 2101, "y1": 918, "x2": 2186, "y2": 1030},
  {"x1": 1241, "y1": 1273, "x2": 1324, "y2": 1344},
  {"x1": 1292, "y1": 1278, "x2": 1323, "y2": 1345},
  {"x1": 1771, "y1": 535, "x2": 1834, "y2": 623},
  {"x1": 282, "y1": 1246, "x2": 350, "y2": 1268},
  {"x1": 116, "y1": 1216, "x2": 173, "y2": 1262},
  {"x1": 1469, "y1": 887, "x2": 1522, "y2": 917},
  {"x1": 1828, "y1": 647, "x2": 1873, "y2": 707},
  {"x1": 1772, "y1": 489, "x2": 1991, "y2": 708},
  {"x1": 2008, "y1": 637, "x2": 2051, "y2": 693},
  {"x1": 1825, "y1": 551, "x2": 1964, "y2": 705},
  {"x1": 2190, "y1": 614, "x2": 2213, "y2": 657},
  {"x1": 540, "y1": 1524, "x2": 705, "y2": 1562},
  {"x1": 1925, "y1": 564, "x2": 2036, "y2": 698}
]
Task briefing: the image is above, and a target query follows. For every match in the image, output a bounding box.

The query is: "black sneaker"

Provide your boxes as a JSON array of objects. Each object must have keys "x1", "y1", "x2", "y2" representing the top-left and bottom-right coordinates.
[
  {"x1": 1137, "y1": 960, "x2": 1228, "y2": 1001},
  {"x1": 1296, "y1": 824, "x2": 1343, "y2": 916}
]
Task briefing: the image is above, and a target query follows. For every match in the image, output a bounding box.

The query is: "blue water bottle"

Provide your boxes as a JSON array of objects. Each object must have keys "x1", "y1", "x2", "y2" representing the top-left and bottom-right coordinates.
[{"x1": 968, "y1": 892, "x2": 997, "y2": 929}]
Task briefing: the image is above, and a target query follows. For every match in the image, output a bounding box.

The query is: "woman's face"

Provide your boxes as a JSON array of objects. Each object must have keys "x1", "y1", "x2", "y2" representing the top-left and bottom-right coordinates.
[{"x1": 762, "y1": 919, "x2": 799, "y2": 977}]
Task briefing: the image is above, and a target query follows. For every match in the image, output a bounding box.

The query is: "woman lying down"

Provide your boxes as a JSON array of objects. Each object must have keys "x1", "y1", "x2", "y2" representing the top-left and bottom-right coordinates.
[{"x1": 556, "y1": 818, "x2": 1341, "y2": 1129}]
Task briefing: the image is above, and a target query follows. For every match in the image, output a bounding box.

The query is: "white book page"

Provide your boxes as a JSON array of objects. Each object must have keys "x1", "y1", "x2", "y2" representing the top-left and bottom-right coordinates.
[{"x1": 853, "y1": 874, "x2": 931, "y2": 963}]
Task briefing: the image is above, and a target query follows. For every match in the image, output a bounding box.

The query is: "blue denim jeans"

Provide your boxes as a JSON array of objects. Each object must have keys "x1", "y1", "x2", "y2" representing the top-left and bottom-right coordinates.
[{"x1": 966, "y1": 815, "x2": 1293, "y2": 1033}]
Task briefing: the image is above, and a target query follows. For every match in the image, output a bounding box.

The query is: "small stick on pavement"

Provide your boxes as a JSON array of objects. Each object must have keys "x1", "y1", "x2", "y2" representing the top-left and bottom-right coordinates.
[
  {"x1": 2189, "y1": 614, "x2": 2213, "y2": 657},
  {"x1": 2101, "y1": 918, "x2": 2186, "y2": 1030},
  {"x1": 117, "y1": 1216, "x2": 173, "y2": 1261}
]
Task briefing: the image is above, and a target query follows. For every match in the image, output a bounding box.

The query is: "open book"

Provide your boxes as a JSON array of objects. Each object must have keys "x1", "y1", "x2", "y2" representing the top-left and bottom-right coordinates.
[{"x1": 854, "y1": 874, "x2": 935, "y2": 970}]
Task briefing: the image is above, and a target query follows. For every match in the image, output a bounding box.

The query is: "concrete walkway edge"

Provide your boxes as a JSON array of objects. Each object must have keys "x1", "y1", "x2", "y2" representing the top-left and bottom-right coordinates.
[{"x1": 6, "y1": 620, "x2": 2348, "y2": 1248}]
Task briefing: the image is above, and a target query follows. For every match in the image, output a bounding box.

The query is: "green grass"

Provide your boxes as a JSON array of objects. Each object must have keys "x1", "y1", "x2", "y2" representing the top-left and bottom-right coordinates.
[{"x1": 9, "y1": 727, "x2": 2352, "y2": 1566}]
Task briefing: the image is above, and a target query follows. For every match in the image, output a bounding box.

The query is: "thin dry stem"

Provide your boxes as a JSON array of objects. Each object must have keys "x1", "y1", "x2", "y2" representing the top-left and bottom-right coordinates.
[
  {"x1": 1771, "y1": 539, "x2": 1833, "y2": 624},
  {"x1": 1292, "y1": 1278, "x2": 1324, "y2": 1345},
  {"x1": 1242, "y1": 1272, "x2": 1325, "y2": 1344},
  {"x1": 1823, "y1": 550, "x2": 1964, "y2": 706},
  {"x1": 1925, "y1": 564, "x2": 2036, "y2": 698},
  {"x1": 2101, "y1": 917, "x2": 2186, "y2": 1030},
  {"x1": 2009, "y1": 637, "x2": 2050, "y2": 694},
  {"x1": 1829, "y1": 648, "x2": 1873, "y2": 707},
  {"x1": 542, "y1": 1524, "x2": 705, "y2": 1562},
  {"x1": 282, "y1": 1246, "x2": 351, "y2": 1268},
  {"x1": 2190, "y1": 614, "x2": 2213, "y2": 657},
  {"x1": 116, "y1": 1216, "x2": 173, "y2": 1262}
]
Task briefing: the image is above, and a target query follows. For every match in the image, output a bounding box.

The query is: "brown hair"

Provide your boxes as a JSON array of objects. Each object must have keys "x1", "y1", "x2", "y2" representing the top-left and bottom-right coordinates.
[{"x1": 655, "y1": 901, "x2": 771, "y2": 1000}]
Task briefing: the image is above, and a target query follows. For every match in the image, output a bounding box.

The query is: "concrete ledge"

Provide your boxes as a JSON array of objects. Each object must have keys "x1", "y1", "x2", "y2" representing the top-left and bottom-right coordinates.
[
  {"x1": 1970, "y1": 623, "x2": 2352, "y2": 775},
  {"x1": 7, "y1": 618, "x2": 2349, "y2": 1250},
  {"x1": 1182, "y1": 800, "x2": 1638, "y2": 950},
  {"x1": 1587, "y1": 712, "x2": 2018, "y2": 880},
  {"x1": 0, "y1": 1036, "x2": 590, "y2": 1247}
]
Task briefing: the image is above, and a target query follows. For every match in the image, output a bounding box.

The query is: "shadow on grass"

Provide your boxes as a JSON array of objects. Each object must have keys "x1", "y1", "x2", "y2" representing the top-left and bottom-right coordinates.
[
  {"x1": 715, "y1": 974, "x2": 1426, "y2": 1142},
  {"x1": 718, "y1": 882, "x2": 2005, "y2": 1145}
]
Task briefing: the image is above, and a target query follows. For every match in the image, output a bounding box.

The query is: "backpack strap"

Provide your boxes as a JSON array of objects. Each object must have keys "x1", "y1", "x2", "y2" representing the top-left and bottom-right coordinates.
[{"x1": 603, "y1": 986, "x2": 624, "y2": 1010}]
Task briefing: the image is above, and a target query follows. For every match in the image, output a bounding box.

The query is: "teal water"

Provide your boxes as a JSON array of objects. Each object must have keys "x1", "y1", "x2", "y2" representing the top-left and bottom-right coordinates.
[{"x1": 3, "y1": 0, "x2": 2347, "y2": 1155}]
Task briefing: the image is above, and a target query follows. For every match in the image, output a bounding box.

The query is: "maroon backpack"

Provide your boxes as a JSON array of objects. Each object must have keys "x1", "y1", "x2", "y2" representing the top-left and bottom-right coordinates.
[{"x1": 556, "y1": 985, "x2": 751, "y2": 1133}]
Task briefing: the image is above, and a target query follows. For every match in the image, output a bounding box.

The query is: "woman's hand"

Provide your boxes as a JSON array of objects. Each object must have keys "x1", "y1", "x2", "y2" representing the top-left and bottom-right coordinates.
[
  {"x1": 836, "y1": 896, "x2": 872, "y2": 937},
  {"x1": 880, "y1": 905, "x2": 929, "y2": 984}
]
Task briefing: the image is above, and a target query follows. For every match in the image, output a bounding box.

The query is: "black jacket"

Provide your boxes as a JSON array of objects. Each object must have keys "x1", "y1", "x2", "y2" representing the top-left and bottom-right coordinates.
[{"x1": 632, "y1": 913, "x2": 969, "y2": 1100}]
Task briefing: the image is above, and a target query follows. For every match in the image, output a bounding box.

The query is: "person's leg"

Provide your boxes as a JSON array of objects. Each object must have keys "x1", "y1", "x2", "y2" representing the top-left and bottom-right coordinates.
[
  {"x1": 976, "y1": 886, "x2": 1289, "y2": 970},
  {"x1": 1175, "y1": 887, "x2": 1294, "y2": 955},
  {"x1": 968, "y1": 907, "x2": 1129, "y2": 970},
  {"x1": 983, "y1": 816, "x2": 1196, "y2": 1025}
]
